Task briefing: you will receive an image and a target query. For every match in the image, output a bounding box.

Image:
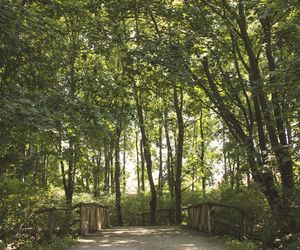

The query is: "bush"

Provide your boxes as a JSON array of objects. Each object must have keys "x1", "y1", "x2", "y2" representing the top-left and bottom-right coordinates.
[
  {"x1": 0, "y1": 241, "x2": 6, "y2": 250},
  {"x1": 224, "y1": 238, "x2": 259, "y2": 250},
  {"x1": 0, "y1": 179, "x2": 84, "y2": 248},
  {"x1": 20, "y1": 237, "x2": 74, "y2": 250}
]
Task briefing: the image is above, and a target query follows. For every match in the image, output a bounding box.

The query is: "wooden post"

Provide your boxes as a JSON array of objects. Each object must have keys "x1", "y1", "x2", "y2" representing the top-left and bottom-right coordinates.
[
  {"x1": 207, "y1": 205, "x2": 212, "y2": 234},
  {"x1": 48, "y1": 209, "x2": 54, "y2": 239},
  {"x1": 240, "y1": 211, "x2": 246, "y2": 239},
  {"x1": 142, "y1": 214, "x2": 146, "y2": 226},
  {"x1": 80, "y1": 205, "x2": 88, "y2": 235}
]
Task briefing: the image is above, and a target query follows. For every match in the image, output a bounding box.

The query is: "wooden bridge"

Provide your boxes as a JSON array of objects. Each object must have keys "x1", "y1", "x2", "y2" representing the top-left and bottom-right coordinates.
[
  {"x1": 34, "y1": 202, "x2": 110, "y2": 238},
  {"x1": 138, "y1": 202, "x2": 246, "y2": 239},
  {"x1": 33, "y1": 202, "x2": 247, "y2": 249}
]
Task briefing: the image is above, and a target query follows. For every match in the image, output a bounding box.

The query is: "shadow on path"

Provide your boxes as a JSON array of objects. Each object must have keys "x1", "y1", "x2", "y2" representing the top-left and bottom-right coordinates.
[{"x1": 67, "y1": 226, "x2": 229, "y2": 250}]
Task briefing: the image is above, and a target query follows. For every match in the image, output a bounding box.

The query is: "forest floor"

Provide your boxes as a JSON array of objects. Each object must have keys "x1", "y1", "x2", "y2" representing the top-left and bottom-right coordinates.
[{"x1": 67, "y1": 226, "x2": 229, "y2": 250}]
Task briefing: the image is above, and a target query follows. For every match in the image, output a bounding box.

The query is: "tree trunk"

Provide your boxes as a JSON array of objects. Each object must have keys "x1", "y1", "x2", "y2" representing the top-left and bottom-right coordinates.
[
  {"x1": 199, "y1": 106, "x2": 205, "y2": 194},
  {"x1": 110, "y1": 144, "x2": 115, "y2": 194},
  {"x1": 173, "y1": 86, "x2": 184, "y2": 224},
  {"x1": 115, "y1": 125, "x2": 123, "y2": 226},
  {"x1": 236, "y1": 148, "x2": 240, "y2": 190},
  {"x1": 135, "y1": 130, "x2": 140, "y2": 192},
  {"x1": 164, "y1": 109, "x2": 175, "y2": 198},
  {"x1": 222, "y1": 126, "x2": 228, "y2": 185},
  {"x1": 134, "y1": 82, "x2": 157, "y2": 225},
  {"x1": 192, "y1": 121, "x2": 197, "y2": 192},
  {"x1": 122, "y1": 132, "x2": 126, "y2": 192},
  {"x1": 158, "y1": 123, "x2": 163, "y2": 196},
  {"x1": 140, "y1": 139, "x2": 145, "y2": 192},
  {"x1": 201, "y1": 55, "x2": 295, "y2": 232}
]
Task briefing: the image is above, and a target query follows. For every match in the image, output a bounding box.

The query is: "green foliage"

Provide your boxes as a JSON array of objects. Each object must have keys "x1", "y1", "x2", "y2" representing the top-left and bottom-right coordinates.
[
  {"x1": 0, "y1": 182, "x2": 91, "y2": 247},
  {"x1": 20, "y1": 237, "x2": 74, "y2": 250},
  {"x1": 224, "y1": 238, "x2": 259, "y2": 250},
  {"x1": 1, "y1": 0, "x2": 299, "y2": 248},
  {"x1": 0, "y1": 241, "x2": 5, "y2": 250}
]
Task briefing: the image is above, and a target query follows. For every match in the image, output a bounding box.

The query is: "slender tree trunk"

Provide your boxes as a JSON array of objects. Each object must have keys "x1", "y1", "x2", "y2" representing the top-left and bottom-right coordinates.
[
  {"x1": 133, "y1": 82, "x2": 157, "y2": 225},
  {"x1": 115, "y1": 125, "x2": 123, "y2": 226},
  {"x1": 140, "y1": 139, "x2": 145, "y2": 192},
  {"x1": 222, "y1": 126, "x2": 228, "y2": 185},
  {"x1": 164, "y1": 110, "x2": 175, "y2": 198},
  {"x1": 92, "y1": 152, "x2": 101, "y2": 198},
  {"x1": 104, "y1": 145, "x2": 110, "y2": 192},
  {"x1": 135, "y1": 130, "x2": 140, "y2": 192},
  {"x1": 199, "y1": 106, "x2": 205, "y2": 194},
  {"x1": 158, "y1": 123, "x2": 163, "y2": 196},
  {"x1": 58, "y1": 128, "x2": 75, "y2": 207},
  {"x1": 122, "y1": 132, "x2": 126, "y2": 192},
  {"x1": 192, "y1": 118, "x2": 197, "y2": 191},
  {"x1": 41, "y1": 144, "x2": 48, "y2": 188},
  {"x1": 110, "y1": 142, "x2": 115, "y2": 194},
  {"x1": 173, "y1": 86, "x2": 184, "y2": 224},
  {"x1": 236, "y1": 148, "x2": 240, "y2": 190}
]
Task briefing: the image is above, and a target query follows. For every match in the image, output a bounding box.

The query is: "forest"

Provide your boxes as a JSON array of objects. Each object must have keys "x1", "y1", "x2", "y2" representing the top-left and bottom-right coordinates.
[{"x1": 0, "y1": 0, "x2": 299, "y2": 249}]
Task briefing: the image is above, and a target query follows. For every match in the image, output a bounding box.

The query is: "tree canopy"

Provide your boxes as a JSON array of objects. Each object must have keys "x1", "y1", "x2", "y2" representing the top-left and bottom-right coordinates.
[{"x1": 0, "y1": 0, "x2": 299, "y2": 248}]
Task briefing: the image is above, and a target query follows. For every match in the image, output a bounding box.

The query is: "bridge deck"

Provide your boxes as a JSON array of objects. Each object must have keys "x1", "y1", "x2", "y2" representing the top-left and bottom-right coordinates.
[{"x1": 68, "y1": 226, "x2": 229, "y2": 250}]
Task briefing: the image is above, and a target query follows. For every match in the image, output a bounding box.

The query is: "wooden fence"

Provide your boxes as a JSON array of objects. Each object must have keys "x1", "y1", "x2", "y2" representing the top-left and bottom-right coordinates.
[
  {"x1": 34, "y1": 202, "x2": 110, "y2": 238},
  {"x1": 138, "y1": 208, "x2": 188, "y2": 226},
  {"x1": 187, "y1": 202, "x2": 246, "y2": 239},
  {"x1": 76, "y1": 203, "x2": 110, "y2": 235}
]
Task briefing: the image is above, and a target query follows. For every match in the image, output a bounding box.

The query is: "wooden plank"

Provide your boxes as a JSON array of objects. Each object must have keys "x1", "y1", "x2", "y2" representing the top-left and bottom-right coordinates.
[{"x1": 187, "y1": 203, "x2": 247, "y2": 238}]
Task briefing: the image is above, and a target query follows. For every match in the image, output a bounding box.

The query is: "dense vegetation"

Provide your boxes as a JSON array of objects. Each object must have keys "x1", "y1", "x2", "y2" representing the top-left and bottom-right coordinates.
[{"x1": 1, "y1": 0, "x2": 299, "y2": 249}]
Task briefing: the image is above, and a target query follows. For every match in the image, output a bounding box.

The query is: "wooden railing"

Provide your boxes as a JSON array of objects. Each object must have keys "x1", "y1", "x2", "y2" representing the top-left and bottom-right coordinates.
[
  {"x1": 34, "y1": 202, "x2": 110, "y2": 238},
  {"x1": 77, "y1": 203, "x2": 110, "y2": 235},
  {"x1": 187, "y1": 202, "x2": 246, "y2": 239},
  {"x1": 138, "y1": 207, "x2": 188, "y2": 226}
]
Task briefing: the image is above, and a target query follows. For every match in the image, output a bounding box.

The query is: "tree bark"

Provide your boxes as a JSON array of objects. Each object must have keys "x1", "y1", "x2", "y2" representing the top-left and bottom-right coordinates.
[
  {"x1": 115, "y1": 125, "x2": 123, "y2": 226},
  {"x1": 199, "y1": 106, "x2": 205, "y2": 194},
  {"x1": 122, "y1": 132, "x2": 126, "y2": 192},
  {"x1": 133, "y1": 82, "x2": 157, "y2": 225},
  {"x1": 173, "y1": 86, "x2": 184, "y2": 224},
  {"x1": 164, "y1": 109, "x2": 175, "y2": 198},
  {"x1": 140, "y1": 139, "x2": 145, "y2": 192},
  {"x1": 104, "y1": 145, "x2": 110, "y2": 192},
  {"x1": 135, "y1": 130, "x2": 140, "y2": 192},
  {"x1": 158, "y1": 123, "x2": 163, "y2": 196}
]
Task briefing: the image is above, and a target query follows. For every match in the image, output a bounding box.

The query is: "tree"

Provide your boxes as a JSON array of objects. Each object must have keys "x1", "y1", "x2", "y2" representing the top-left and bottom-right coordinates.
[{"x1": 181, "y1": 0, "x2": 299, "y2": 231}]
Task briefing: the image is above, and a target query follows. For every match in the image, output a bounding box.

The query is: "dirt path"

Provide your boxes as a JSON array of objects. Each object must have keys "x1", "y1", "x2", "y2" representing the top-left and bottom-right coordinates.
[{"x1": 67, "y1": 226, "x2": 230, "y2": 250}]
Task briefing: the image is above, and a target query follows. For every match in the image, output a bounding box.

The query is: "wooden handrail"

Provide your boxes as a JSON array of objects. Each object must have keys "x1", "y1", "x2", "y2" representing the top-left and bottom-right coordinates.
[
  {"x1": 35, "y1": 207, "x2": 74, "y2": 214},
  {"x1": 138, "y1": 207, "x2": 188, "y2": 216},
  {"x1": 138, "y1": 207, "x2": 188, "y2": 226},
  {"x1": 187, "y1": 202, "x2": 246, "y2": 239},
  {"x1": 188, "y1": 202, "x2": 245, "y2": 214},
  {"x1": 34, "y1": 202, "x2": 110, "y2": 237}
]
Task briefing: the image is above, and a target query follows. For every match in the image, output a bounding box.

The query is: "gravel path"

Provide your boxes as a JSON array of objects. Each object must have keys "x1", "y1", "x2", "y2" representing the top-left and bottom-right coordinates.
[{"x1": 67, "y1": 226, "x2": 230, "y2": 250}]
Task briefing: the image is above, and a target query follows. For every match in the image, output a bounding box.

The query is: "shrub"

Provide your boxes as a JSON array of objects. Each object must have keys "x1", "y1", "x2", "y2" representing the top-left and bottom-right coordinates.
[
  {"x1": 224, "y1": 238, "x2": 259, "y2": 250},
  {"x1": 20, "y1": 237, "x2": 74, "y2": 250}
]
